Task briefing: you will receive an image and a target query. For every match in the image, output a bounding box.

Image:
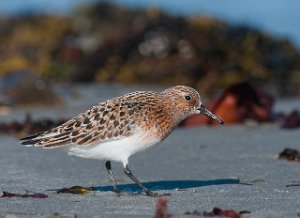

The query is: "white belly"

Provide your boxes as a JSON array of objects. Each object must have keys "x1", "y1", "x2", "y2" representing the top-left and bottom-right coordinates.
[{"x1": 67, "y1": 129, "x2": 160, "y2": 165}]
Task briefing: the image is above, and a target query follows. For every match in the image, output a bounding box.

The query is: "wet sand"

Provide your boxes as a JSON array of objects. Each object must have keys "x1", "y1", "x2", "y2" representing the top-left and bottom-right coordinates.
[{"x1": 0, "y1": 84, "x2": 300, "y2": 217}]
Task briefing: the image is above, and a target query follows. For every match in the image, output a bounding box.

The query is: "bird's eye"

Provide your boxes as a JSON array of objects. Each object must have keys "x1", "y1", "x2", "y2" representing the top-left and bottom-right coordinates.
[{"x1": 184, "y1": 95, "x2": 191, "y2": 101}]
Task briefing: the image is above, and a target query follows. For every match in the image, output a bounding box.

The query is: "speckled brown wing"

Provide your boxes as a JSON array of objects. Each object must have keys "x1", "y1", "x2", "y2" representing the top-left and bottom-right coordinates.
[{"x1": 20, "y1": 97, "x2": 141, "y2": 148}]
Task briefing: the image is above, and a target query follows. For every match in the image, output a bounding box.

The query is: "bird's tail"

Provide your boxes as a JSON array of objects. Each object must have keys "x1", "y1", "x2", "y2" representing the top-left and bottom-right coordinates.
[{"x1": 20, "y1": 129, "x2": 71, "y2": 149}]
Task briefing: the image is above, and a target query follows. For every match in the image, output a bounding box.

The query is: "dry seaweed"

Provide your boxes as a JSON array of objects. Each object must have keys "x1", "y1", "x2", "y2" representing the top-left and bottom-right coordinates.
[
  {"x1": 56, "y1": 186, "x2": 92, "y2": 195},
  {"x1": 281, "y1": 110, "x2": 300, "y2": 129},
  {"x1": 1, "y1": 191, "x2": 48, "y2": 198},
  {"x1": 278, "y1": 148, "x2": 300, "y2": 162},
  {"x1": 286, "y1": 183, "x2": 300, "y2": 187},
  {"x1": 154, "y1": 197, "x2": 171, "y2": 218},
  {"x1": 184, "y1": 207, "x2": 243, "y2": 218},
  {"x1": 154, "y1": 198, "x2": 247, "y2": 218}
]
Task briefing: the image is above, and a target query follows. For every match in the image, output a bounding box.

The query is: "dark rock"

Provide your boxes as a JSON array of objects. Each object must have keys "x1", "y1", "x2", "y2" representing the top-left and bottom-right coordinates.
[{"x1": 0, "y1": 71, "x2": 62, "y2": 106}]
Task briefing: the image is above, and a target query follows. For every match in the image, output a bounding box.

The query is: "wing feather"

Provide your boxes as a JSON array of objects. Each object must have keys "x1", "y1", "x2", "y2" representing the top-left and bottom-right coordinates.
[{"x1": 20, "y1": 97, "x2": 139, "y2": 149}]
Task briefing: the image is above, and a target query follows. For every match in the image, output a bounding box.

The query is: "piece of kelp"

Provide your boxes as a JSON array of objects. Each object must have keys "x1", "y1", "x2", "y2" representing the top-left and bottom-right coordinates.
[
  {"x1": 1, "y1": 191, "x2": 48, "y2": 198},
  {"x1": 278, "y1": 148, "x2": 300, "y2": 162},
  {"x1": 154, "y1": 197, "x2": 170, "y2": 218},
  {"x1": 56, "y1": 186, "x2": 92, "y2": 195},
  {"x1": 184, "y1": 207, "x2": 246, "y2": 218}
]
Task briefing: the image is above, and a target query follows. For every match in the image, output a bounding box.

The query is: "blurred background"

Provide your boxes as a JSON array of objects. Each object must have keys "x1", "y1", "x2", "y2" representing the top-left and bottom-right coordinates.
[
  {"x1": 0, "y1": 0, "x2": 300, "y2": 131},
  {"x1": 1, "y1": 2, "x2": 300, "y2": 216}
]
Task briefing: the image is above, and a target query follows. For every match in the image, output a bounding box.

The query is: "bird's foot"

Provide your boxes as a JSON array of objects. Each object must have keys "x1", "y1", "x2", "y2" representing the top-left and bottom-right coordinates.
[
  {"x1": 145, "y1": 190, "x2": 170, "y2": 197},
  {"x1": 112, "y1": 188, "x2": 121, "y2": 197}
]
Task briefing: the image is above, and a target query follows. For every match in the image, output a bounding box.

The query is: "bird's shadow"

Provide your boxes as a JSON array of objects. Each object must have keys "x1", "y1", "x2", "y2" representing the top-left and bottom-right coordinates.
[{"x1": 90, "y1": 178, "x2": 240, "y2": 193}]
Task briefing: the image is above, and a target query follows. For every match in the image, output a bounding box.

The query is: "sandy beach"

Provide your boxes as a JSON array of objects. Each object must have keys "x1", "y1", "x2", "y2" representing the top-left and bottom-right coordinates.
[{"x1": 0, "y1": 84, "x2": 300, "y2": 218}]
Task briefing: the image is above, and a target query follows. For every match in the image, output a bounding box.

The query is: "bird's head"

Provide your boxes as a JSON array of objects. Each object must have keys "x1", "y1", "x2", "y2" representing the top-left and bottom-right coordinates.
[{"x1": 162, "y1": 85, "x2": 224, "y2": 125}]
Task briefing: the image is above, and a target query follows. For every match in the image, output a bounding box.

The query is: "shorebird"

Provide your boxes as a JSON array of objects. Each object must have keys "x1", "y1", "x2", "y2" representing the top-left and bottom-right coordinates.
[{"x1": 20, "y1": 85, "x2": 224, "y2": 196}]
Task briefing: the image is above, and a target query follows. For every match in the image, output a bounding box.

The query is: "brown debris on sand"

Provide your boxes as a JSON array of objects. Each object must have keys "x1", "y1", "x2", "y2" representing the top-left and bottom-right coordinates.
[
  {"x1": 281, "y1": 110, "x2": 300, "y2": 129},
  {"x1": 56, "y1": 186, "x2": 92, "y2": 195},
  {"x1": 278, "y1": 148, "x2": 300, "y2": 162},
  {"x1": 1, "y1": 191, "x2": 48, "y2": 198},
  {"x1": 154, "y1": 197, "x2": 170, "y2": 218},
  {"x1": 184, "y1": 207, "x2": 243, "y2": 218},
  {"x1": 153, "y1": 197, "x2": 248, "y2": 218}
]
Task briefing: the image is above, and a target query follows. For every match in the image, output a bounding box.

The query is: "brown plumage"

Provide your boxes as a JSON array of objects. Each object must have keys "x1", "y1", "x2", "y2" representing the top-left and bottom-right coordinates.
[
  {"x1": 20, "y1": 85, "x2": 224, "y2": 197},
  {"x1": 21, "y1": 91, "x2": 159, "y2": 148}
]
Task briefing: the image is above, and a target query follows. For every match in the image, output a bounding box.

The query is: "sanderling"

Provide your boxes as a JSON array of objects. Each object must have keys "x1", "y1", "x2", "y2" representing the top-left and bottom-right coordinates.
[{"x1": 20, "y1": 85, "x2": 223, "y2": 196}]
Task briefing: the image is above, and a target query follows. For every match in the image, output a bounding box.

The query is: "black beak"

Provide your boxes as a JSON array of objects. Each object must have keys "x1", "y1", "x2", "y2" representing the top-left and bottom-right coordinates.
[{"x1": 199, "y1": 105, "x2": 224, "y2": 125}]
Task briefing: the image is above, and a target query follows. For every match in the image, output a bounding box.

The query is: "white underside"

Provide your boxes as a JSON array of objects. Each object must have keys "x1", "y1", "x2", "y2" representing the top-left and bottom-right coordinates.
[{"x1": 67, "y1": 128, "x2": 160, "y2": 166}]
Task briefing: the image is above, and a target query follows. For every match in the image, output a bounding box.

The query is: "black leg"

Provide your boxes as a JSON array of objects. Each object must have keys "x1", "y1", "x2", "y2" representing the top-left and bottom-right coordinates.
[
  {"x1": 123, "y1": 164, "x2": 154, "y2": 196},
  {"x1": 105, "y1": 161, "x2": 120, "y2": 195}
]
